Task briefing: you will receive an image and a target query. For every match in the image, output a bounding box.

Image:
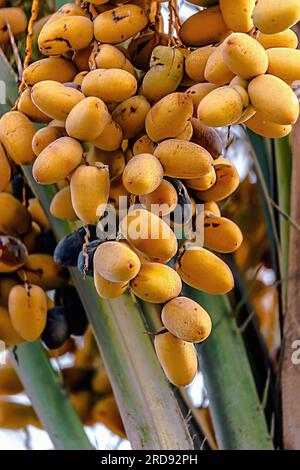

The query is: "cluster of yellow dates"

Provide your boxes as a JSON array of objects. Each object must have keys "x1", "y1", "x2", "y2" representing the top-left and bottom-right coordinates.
[
  {"x1": 0, "y1": 327, "x2": 126, "y2": 438},
  {"x1": 0, "y1": 0, "x2": 299, "y2": 388}
]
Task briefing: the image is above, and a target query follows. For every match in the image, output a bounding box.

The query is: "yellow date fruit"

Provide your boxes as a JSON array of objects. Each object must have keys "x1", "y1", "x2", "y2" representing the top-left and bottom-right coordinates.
[
  {"x1": 154, "y1": 332, "x2": 198, "y2": 387},
  {"x1": 38, "y1": 16, "x2": 93, "y2": 55},
  {"x1": 18, "y1": 254, "x2": 69, "y2": 290},
  {"x1": 145, "y1": 93, "x2": 194, "y2": 143},
  {"x1": 0, "y1": 402, "x2": 41, "y2": 429},
  {"x1": 8, "y1": 284, "x2": 47, "y2": 342},
  {"x1": 91, "y1": 116, "x2": 123, "y2": 152},
  {"x1": 0, "y1": 111, "x2": 36, "y2": 165},
  {"x1": 185, "y1": 168, "x2": 216, "y2": 191},
  {"x1": 0, "y1": 306, "x2": 24, "y2": 346},
  {"x1": 222, "y1": 33, "x2": 268, "y2": 80},
  {"x1": 177, "y1": 247, "x2": 234, "y2": 294},
  {"x1": 130, "y1": 263, "x2": 182, "y2": 303},
  {"x1": 133, "y1": 135, "x2": 156, "y2": 156},
  {"x1": 18, "y1": 88, "x2": 50, "y2": 123},
  {"x1": 185, "y1": 47, "x2": 216, "y2": 83},
  {"x1": 70, "y1": 164, "x2": 110, "y2": 223},
  {"x1": 266, "y1": 48, "x2": 300, "y2": 83},
  {"x1": 0, "y1": 278, "x2": 18, "y2": 308},
  {"x1": 31, "y1": 80, "x2": 85, "y2": 121},
  {"x1": 86, "y1": 147, "x2": 125, "y2": 181},
  {"x1": 94, "y1": 241, "x2": 141, "y2": 283},
  {"x1": 139, "y1": 179, "x2": 178, "y2": 216},
  {"x1": 185, "y1": 83, "x2": 219, "y2": 113},
  {"x1": 32, "y1": 126, "x2": 65, "y2": 157},
  {"x1": 92, "y1": 396, "x2": 126, "y2": 438},
  {"x1": 122, "y1": 153, "x2": 163, "y2": 195},
  {"x1": 198, "y1": 85, "x2": 248, "y2": 127},
  {"x1": 66, "y1": 97, "x2": 108, "y2": 141},
  {"x1": 253, "y1": 0, "x2": 300, "y2": 34},
  {"x1": 33, "y1": 137, "x2": 83, "y2": 184},
  {"x1": 23, "y1": 58, "x2": 77, "y2": 86},
  {"x1": 142, "y1": 46, "x2": 184, "y2": 101},
  {"x1": 94, "y1": 4, "x2": 148, "y2": 44},
  {"x1": 204, "y1": 46, "x2": 235, "y2": 85},
  {"x1": 179, "y1": 6, "x2": 228, "y2": 47},
  {"x1": 190, "y1": 118, "x2": 223, "y2": 160},
  {"x1": 154, "y1": 139, "x2": 214, "y2": 179},
  {"x1": 0, "y1": 366, "x2": 23, "y2": 395},
  {"x1": 95, "y1": 44, "x2": 135, "y2": 77},
  {"x1": 161, "y1": 296, "x2": 212, "y2": 343},
  {"x1": 195, "y1": 158, "x2": 239, "y2": 202},
  {"x1": 120, "y1": 208, "x2": 178, "y2": 263},
  {"x1": 27, "y1": 198, "x2": 50, "y2": 230},
  {"x1": 0, "y1": 193, "x2": 31, "y2": 236},
  {"x1": 94, "y1": 269, "x2": 129, "y2": 299},
  {"x1": 204, "y1": 201, "x2": 221, "y2": 217},
  {"x1": 204, "y1": 216, "x2": 243, "y2": 253},
  {"x1": 244, "y1": 111, "x2": 292, "y2": 138},
  {"x1": 219, "y1": 0, "x2": 255, "y2": 33},
  {"x1": 0, "y1": 8, "x2": 27, "y2": 42},
  {"x1": 256, "y1": 29, "x2": 298, "y2": 49},
  {"x1": 248, "y1": 74, "x2": 299, "y2": 125},
  {"x1": 112, "y1": 96, "x2": 151, "y2": 140},
  {"x1": 50, "y1": 186, "x2": 78, "y2": 220},
  {"x1": 81, "y1": 69, "x2": 137, "y2": 103}
]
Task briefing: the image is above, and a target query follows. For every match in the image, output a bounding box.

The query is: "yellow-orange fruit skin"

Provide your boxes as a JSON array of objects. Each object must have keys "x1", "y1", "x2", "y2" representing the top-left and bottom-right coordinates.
[
  {"x1": 0, "y1": 278, "x2": 18, "y2": 307},
  {"x1": 257, "y1": 30, "x2": 298, "y2": 49},
  {"x1": 204, "y1": 47, "x2": 235, "y2": 85},
  {"x1": 0, "y1": 193, "x2": 31, "y2": 236},
  {"x1": 185, "y1": 169, "x2": 216, "y2": 191},
  {"x1": 66, "y1": 97, "x2": 109, "y2": 141},
  {"x1": 252, "y1": 0, "x2": 300, "y2": 34},
  {"x1": 0, "y1": 306, "x2": 24, "y2": 346},
  {"x1": 95, "y1": 43, "x2": 136, "y2": 77},
  {"x1": 244, "y1": 112, "x2": 292, "y2": 139},
  {"x1": 139, "y1": 179, "x2": 178, "y2": 216},
  {"x1": 190, "y1": 118, "x2": 223, "y2": 160},
  {"x1": 0, "y1": 366, "x2": 23, "y2": 395},
  {"x1": 133, "y1": 135, "x2": 156, "y2": 156},
  {"x1": 92, "y1": 396, "x2": 126, "y2": 438},
  {"x1": 154, "y1": 139, "x2": 214, "y2": 179},
  {"x1": 93, "y1": 270, "x2": 129, "y2": 299},
  {"x1": 130, "y1": 263, "x2": 182, "y2": 303},
  {"x1": 177, "y1": 247, "x2": 234, "y2": 295},
  {"x1": 185, "y1": 83, "x2": 219, "y2": 114},
  {"x1": 154, "y1": 332, "x2": 198, "y2": 387},
  {"x1": 195, "y1": 159, "x2": 240, "y2": 202},
  {"x1": 94, "y1": 4, "x2": 148, "y2": 44},
  {"x1": 145, "y1": 93, "x2": 193, "y2": 143},
  {"x1": 86, "y1": 147, "x2": 125, "y2": 182},
  {"x1": 0, "y1": 111, "x2": 36, "y2": 165},
  {"x1": 179, "y1": 6, "x2": 228, "y2": 47},
  {"x1": 22, "y1": 222, "x2": 41, "y2": 254},
  {"x1": 27, "y1": 198, "x2": 50, "y2": 230},
  {"x1": 185, "y1": 47, "x2": 216, "y2": 82},
  {"x1": 0, "y1": 402, "x2": 41, "y2": 429},
  {"x1": 23, "y1": 57, "x2": 77, "y2": 86},
  {"x1": 222, "y1": 33, "x2": 268, "y2": 80},
  {"x1": 266, "y1": 48, "x2": 300, "y2": 83},
  {"x1": 120, "y1": 209, "x2": 178, "y2": 263},
  {"x1": 112, "y1": 96, "x2": 151, "y2": 140},
  {"x1": 161, "y1": 296, "x2": 212, "y2": 343},
  {"x1": 0, "y1": 8, "x2": 27, "y2": 42},
  {"x1": 0, "y1": 143, "x2": 11, "y2": 192},
  {"x1": 248, "y1": 75, "x2": 299, "y2": 125},
  {"x1": 122, "y1": 153, "x2": 164, "y2": 196},
  {"x1": 94, "y1": 241, "x2": 141, "y2": 283},
  {"x1": 31, "y1": 81, "x2": 85, "y2": 121},
  {"x1": 204, "y1": 216, "x2": 243, "y2": 253},
  {"x1": 197, "y1": 86, "x2": 247, "y2": 127},
  {"x1": 70, "y1": 164, "x2": 110, "y2": 224},
  {"x1": 81, "y1": 69, "x2": 137, "y2": 103},
  {"x1": 46, "y1": 3, "x2": 89, "y2": 24},
  {"x1": 32, "y1": 126, "x2": 66, "y2": 157},
  {"x1": 204, "y1": 201, "x2": 221, "y2": 217},
  {"x1": 18, "y1": 254, "x2": 69, "y2": 290},
  {"x1": 91, "y1": 116, "x2": 123, "y2": 152},
  {"x1": 33, "y1": 137, "x2": 82, "y2": 185},
  {"x1": 219, "y1": 0, "x2": 255, "y2": 33},
  {"x1": 50, "y1": 186, "x2": 78, "y2": 220},
  {"x1": 38, "y1": 16, "x2": 94, "y2": 55},
  {"x1": 18, "y1": 88, "x2": 51, "y2": 123},
  {"x1": 8, "y1": 284, "x2": 47, "y2": 342},
  {"x1": 91, "y1": 369, "x2": 112, "y2": 396}
]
